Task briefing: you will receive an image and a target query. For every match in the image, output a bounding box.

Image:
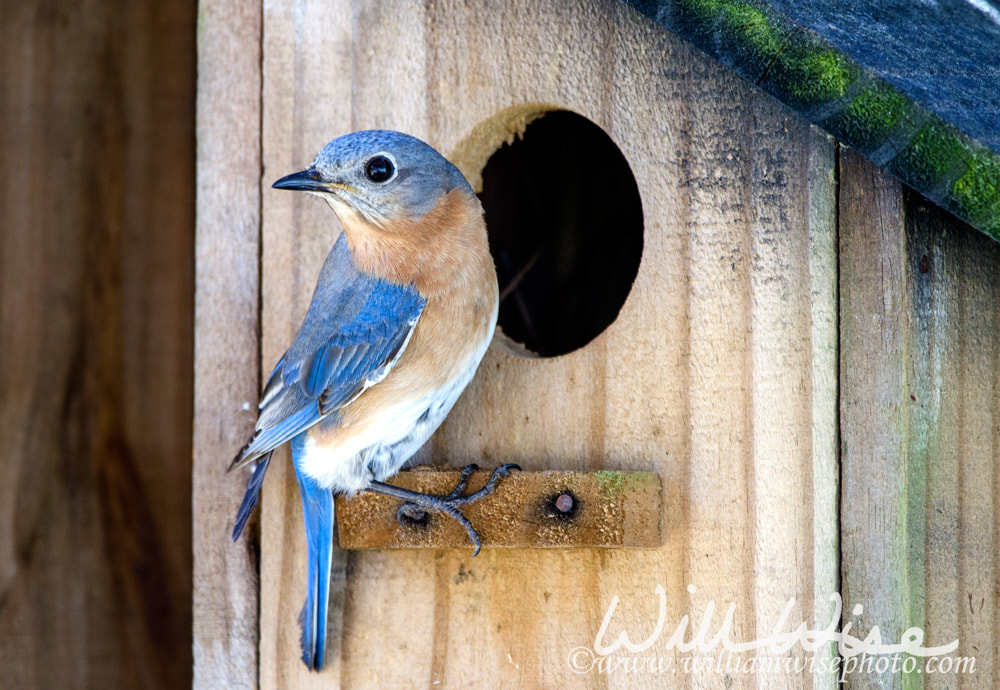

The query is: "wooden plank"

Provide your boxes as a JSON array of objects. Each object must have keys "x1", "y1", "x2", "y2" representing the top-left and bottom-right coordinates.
[
  {"x1": 258, "y1": 0, "x2": 840, "y2": 687},
  {"x1": 193, "y1": 0, "x2": 262, "y2": 687},
  {"x1": 838, "y1": 150, "x2": 912, "y2": 688},
  {"x1": 335, "y1": 468, "x2": 663, "y2": 549},
  {"x1": 839, "y1": 150, "x2": 1000, "y2": 686},
  {"x1": 905, "y1": 194, "x2": 1000, "y2": 687},
  {"x1": 258, "y1": 2, "x2": 355, "y2": 688},
  {"x1": 0, "y1": 2, "x2": 194, "y2": 688},
  {"x1": 628, "y1": 0, "x2": 1000, "y2": 246},
  {"x1": 807, "y1": 129, "x2": 843, "y2": 684}
]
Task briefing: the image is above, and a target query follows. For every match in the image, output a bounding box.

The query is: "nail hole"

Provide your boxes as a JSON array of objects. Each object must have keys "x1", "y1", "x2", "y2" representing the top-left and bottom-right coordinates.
[{"x1": 397, "y1": 506, "x2": 430, "y2": 530}]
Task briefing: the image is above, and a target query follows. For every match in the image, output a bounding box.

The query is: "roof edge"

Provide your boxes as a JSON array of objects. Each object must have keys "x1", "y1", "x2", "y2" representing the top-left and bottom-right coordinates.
[{"x1": 626, "y1": 0, "x2": 1000, "y2": 242}]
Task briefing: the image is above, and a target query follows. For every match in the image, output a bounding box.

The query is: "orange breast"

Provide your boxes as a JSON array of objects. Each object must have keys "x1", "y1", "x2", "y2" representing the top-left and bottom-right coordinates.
[{"x1": 311, "y1": 187, "x2": 499, "y2": 449}]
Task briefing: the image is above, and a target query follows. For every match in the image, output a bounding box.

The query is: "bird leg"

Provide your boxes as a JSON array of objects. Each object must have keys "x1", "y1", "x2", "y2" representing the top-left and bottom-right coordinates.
[{"x1": 364, "y1": 463, "x2": 521, "y2": 556}]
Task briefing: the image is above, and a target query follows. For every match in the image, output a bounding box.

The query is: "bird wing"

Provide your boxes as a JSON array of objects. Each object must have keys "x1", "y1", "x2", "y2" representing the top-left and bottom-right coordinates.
[{"x1": 230, "y1": 233, "x2": 426, "y2": 471}]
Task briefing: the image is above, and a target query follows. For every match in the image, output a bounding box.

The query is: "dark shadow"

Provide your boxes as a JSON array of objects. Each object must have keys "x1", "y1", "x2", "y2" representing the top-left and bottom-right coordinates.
[{"x1": 479, "y1": 110, "x2": 644, "y2": 357}]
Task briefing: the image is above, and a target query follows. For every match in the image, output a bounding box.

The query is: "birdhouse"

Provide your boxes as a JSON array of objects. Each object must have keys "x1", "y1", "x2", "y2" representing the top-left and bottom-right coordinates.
[{"x1": 193, "y1": 0, "x2": 1000, "y2": 686}]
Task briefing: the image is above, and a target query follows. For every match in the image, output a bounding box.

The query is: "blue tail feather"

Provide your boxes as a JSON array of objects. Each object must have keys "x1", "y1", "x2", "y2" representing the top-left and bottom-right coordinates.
[
  {"x1": 231, "y1": 452, "x2": 272, "y2": 541},
  {"x1": 292, "y1": 435, "x2": 334, "y2": 671}
]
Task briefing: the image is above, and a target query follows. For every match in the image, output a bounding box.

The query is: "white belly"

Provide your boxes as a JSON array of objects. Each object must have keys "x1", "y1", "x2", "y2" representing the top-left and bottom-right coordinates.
[{"x1": 296, "y1": 341, "x2": 489, "y2": 494}]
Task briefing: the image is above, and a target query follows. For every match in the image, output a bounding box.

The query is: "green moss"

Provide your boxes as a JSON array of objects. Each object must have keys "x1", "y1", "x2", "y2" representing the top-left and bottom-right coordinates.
[
  {"x1": 596, "y1": 471, "x2": 659, "y2": 498},
  {"x1": 886, "y1": 118, "x2": 1000, "y2": 240},
  {"x1": 673, "y1": 0, "x2": 727, "y2": 42},
  {"x1": 719, "y1": 2, "x2": 782, "y2": 56},
  {"x1": 673, "y1": 0, "x2": 782, "y2": 64},
  {"x1": 672, "y1": 0, "x2": 855, "y2": 106},
  {"x1": 597, "y1": 471, "x2": 627, "y2": 497},
  {"x1": 826, "y1": 84, "x2": 910, "y2": 152},
  {"x1": 718, "y1": 1, "x2": 768, "y2": 28},
  {"x1": 632, "y1": 0, "x2": 1000, "y2": 242},
  {"x1": 780, "y1": 49, "x2": 854, "y2": 105},
  {"x1": 949, "y1": 153, "x2": 1000, "y2": 240},
  {"x1": 674, "y1": 0, "x2": 723, "y2": 23},
  {"x1": 888, "y1": 119, "x2": 966, "y2": 189}
]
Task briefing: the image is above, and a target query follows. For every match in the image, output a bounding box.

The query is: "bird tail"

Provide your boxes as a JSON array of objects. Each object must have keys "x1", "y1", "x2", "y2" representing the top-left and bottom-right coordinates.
[
  {"x1": 292, "y1": 436, "x2": 334, "y2": 672},
  {"x1": 231, "y1": 451, "x2": 273, "y2": 540}
]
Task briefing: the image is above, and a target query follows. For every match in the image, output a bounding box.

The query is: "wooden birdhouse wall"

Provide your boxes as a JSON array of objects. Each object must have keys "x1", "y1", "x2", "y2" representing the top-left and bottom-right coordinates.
[
  {"x1": 0, "y1": 2, "x2": 194, "y2": 687},
  {"x1": 194, "y1": 0, "x2": 1000, "y2": 688}
]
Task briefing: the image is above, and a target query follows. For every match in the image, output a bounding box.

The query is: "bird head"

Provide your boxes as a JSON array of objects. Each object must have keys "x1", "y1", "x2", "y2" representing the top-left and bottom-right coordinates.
[{"x1": 272, "y1": 130, "x2": 472, "y2": 230}]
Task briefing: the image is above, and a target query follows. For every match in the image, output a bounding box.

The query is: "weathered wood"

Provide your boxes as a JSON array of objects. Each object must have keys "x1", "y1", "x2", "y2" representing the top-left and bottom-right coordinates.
[
  {"x1": 840, "y1": 147, "x2": 1000, "y2": 686},
  {"x1": 258, "y1": 3, "x2": 356, "y2": 687},
  {"x1": 905, "y1": 193, "x2": 1000, "y2": 687},
  {"x1": 0, "y1": 1, "x2": 194, "y2": 687},
  {"x1": 256, "y1": 1, "x2": 839, "y2": 687},
  {"x1": 336, "y1": 468, "x2": 663, "y2": 550},
  {"x1": 628, "y1": 0, "x2": 1000, "y2": 245},
  {"x1": 906, "y1": 197, "x2": 1000, "y2": 687},
  {"x1": 193, "y1": 0, "x2": 262, "y2": 687},
  {"x1": 807, "y1": 129, "x2": 843, "y2": 683},
  {"x1": 838, "y1": 150, "x2": 911, "y2": 688}
]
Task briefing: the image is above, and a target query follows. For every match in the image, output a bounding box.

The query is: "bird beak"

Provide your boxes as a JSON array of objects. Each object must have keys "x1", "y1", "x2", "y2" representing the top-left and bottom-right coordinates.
[{"x1": 272, "y1": 168, "x2": 331, "y2": 192}]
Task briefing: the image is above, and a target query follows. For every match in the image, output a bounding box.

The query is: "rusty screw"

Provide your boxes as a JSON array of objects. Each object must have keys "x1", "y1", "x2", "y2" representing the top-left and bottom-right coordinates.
[
  {"x1": 545, "y1": 490, "x2": 579, "y2": 520},
  {"x1": 554, "y1": 493, "x2": 575, "y2": 513}
]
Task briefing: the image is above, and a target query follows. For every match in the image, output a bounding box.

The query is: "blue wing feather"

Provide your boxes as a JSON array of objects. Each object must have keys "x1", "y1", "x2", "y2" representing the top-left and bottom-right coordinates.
[
  {"x1": 230, "y1": 232, "x2": 425, "y2": 472},
  {"x1": 304, "y1": 345, "x2": 334, "y2": 399},
  {"x1": 230, "y1": 232, "x2": 424, "y2": 555},
  {"x1": 231, "y1": 452, "x2": 271, "y2": 540}
]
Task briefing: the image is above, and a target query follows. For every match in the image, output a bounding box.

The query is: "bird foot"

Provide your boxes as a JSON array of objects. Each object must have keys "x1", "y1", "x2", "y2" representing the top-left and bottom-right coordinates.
[{"x1": 366, "y1": 463, "x2": 521, "y2": 557}]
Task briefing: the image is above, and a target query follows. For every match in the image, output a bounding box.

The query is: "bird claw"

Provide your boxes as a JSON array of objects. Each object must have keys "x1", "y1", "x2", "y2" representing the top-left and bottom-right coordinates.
[
  {"x1": 444, "y1": 463, "x2": 479, "y2": 500},
  {"x1": 388, "y1": 463, "x2": 521, "y2": 556}
]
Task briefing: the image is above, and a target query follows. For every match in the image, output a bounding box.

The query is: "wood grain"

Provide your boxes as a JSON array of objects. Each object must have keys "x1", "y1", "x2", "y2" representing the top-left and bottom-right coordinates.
[
  {"x1": 0, "y1": 1, "x2": 194, "y2": 687},
  {"x1": 838, "y1": 150, "x2": 911, "y2": 688},
  {"x1": 258, "y1": 2, "x2": 355, "y2": 687},
  {"x1": 840, "y1": 148, "x2": 1000, "y2": 687},
  {"x1": 193, "y1": 0, "x2": 262, "y2": 687},
  {"x1": 905, "y1": 192, "x2": 1000, "y2": 688},
  {"x1": 193, "y1": 2, "x2": 1000, "y2": 687},
  {"x1": 255, "y1": 1, "x2": 839, "y2": 687}
]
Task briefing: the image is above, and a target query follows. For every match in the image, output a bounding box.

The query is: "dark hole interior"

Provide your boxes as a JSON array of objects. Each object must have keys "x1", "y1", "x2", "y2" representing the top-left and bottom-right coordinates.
[{"x1": 479, "y1": 110, "x2": 644, "y2": 357}]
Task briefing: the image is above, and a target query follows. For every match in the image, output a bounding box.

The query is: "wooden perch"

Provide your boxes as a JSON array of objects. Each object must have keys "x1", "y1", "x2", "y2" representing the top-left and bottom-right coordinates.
[{"x1": 335, "y1": 467, "x2": 662, "y2": 550}]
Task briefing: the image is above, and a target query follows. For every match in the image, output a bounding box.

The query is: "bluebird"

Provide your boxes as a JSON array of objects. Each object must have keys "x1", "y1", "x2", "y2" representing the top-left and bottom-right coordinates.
[{"x1": 229, "y1": 130, "x2": 519, "y2": 671}]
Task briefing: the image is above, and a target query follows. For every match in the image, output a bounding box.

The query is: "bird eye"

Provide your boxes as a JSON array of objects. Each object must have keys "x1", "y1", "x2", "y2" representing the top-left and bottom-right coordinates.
[{"x1": 364, "y1": 155, "x2": 395, "y2": 183}]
